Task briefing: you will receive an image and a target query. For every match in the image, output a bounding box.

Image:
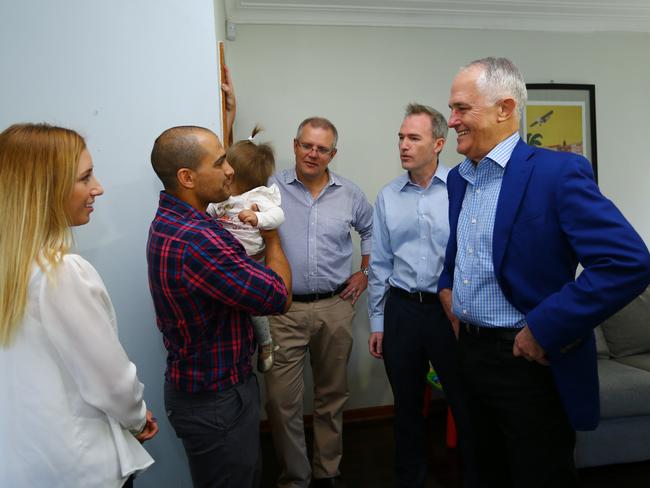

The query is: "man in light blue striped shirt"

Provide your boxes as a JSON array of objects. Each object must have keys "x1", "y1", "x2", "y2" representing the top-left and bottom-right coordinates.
[
  {"x1": 368, "y1": 104, "x2": 476, "y2": 488},
  {"x1": 266, "y1": 117, "x2": 373, "y2": 488}
]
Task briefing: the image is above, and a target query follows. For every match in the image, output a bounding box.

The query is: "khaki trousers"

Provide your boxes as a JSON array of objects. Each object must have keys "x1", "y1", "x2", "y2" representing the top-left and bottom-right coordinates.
[{"x1": 265, "y1": 295, "x2": 355, "y2": 488}]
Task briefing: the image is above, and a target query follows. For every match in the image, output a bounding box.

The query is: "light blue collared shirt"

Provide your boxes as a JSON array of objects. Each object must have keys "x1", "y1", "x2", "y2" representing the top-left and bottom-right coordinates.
[
  {"x1": 452, "y1": 132, "x2": 526, "y2": 328},
  {"x1": 269, "y1": 168, "x2": 373, "y2": 295},
  {"x1": 368, "y1": 165, "x2": 450, "y2": 333}
]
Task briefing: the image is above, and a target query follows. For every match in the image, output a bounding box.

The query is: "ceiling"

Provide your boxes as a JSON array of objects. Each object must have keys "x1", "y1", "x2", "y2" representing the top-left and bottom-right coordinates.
[{"x1": 225, "y1": 0, "x2": 650, "y2": 33}]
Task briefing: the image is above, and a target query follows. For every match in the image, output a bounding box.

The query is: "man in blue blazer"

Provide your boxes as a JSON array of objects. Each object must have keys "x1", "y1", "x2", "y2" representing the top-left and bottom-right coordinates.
[{"x1": 438, "y1": 57, "x2": 650, "y2": 488}]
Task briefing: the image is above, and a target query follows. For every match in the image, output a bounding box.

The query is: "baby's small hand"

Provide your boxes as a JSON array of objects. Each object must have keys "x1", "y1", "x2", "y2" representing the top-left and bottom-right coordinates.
[{"x1": 238, "y1": 209, "x2": 259, "y2": 227}]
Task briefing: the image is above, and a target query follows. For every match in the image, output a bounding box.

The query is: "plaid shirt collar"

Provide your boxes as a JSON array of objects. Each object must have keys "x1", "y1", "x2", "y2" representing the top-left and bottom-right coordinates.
[{"x1": 158, "y1": 191, "x2": 208, "y2": 220}]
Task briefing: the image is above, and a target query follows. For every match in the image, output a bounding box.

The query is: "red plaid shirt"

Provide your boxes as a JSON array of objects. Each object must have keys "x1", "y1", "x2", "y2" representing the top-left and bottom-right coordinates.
[{"x1": 147, "y1": 192, "x2": 288, "y2": 392}]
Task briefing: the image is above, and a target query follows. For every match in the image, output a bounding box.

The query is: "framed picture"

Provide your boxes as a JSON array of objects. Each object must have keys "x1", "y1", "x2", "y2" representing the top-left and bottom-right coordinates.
[{"x1": 522, "y1": 83, "x2": 598, "y2": 182}]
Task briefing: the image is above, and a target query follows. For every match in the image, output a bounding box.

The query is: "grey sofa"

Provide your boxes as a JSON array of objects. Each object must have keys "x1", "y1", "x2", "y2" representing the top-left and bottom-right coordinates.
[{"x1": 574, "y1": 287, "x2": 650, "y2": 468}]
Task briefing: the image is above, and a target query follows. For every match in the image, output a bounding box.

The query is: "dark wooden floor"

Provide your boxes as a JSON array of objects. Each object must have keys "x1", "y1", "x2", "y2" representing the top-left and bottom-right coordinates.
[{"x1": 260, "y1": 406, "x2": 650, "y2": 488}]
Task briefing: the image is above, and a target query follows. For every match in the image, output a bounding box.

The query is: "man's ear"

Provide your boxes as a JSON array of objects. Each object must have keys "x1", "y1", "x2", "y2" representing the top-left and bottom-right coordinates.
[
  {"x1": 433, "y1": 137, "x2": 446, "y2": 155},
  {"x1": 497, "y1": 98, "x2": 517, "y2": 122},
  {"x1": 176, "y1": 167, "x2": 195, "y2": 190}
]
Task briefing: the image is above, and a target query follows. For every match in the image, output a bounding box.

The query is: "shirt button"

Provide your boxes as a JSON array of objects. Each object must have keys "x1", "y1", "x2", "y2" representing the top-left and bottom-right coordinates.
[
  {"x1": 468, "y1": 248, "x2": 474, "y2": 254},
  {"x1": 463, "y1": 309, "x2": 468, "y2": 314},
  {"x1": 471, "y1": 218, "x2": 477, "y2": 224},
  {"x1": 463, "y1": 279, "x2": 469, "y2": 284},
  {"x1": 476, "y1": 188, "x2": 481, "y2": 194}
]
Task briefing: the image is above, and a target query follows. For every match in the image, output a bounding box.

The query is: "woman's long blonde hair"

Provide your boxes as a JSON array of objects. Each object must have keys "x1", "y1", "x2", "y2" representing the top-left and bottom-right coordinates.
[{"x1": 0, "y1": 123, "x2": 85, "y2": 346}]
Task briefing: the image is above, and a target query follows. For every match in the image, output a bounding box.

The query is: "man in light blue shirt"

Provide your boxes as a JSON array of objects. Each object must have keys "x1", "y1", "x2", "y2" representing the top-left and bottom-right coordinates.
[
  {"x1": 266, "y1": 117, "x2": 373, "y2": 488},
  {"x1": 368, "y1": 104, "x2": 476, "y2": 488}
]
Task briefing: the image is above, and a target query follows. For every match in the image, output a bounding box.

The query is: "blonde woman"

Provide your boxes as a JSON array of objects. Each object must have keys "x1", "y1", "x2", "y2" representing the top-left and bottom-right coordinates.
[{"x1": 0, "y1": 123, "x2": 157, "y2": 487}]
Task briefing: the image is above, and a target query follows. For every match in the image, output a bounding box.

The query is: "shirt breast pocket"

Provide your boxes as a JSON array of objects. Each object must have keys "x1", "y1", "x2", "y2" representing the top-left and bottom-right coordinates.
[{"x1": 324, "y1": 216, "x2": 351, "y2": 250}]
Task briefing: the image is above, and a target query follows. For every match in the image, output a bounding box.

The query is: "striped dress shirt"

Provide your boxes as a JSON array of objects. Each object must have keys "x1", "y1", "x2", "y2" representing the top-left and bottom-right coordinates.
[
  {"x1": 269, "y1": 168, "x2": 373, "y2": 295},
  {"x1": 452, "y1": 132, "x2": 526, "y2": 328}
]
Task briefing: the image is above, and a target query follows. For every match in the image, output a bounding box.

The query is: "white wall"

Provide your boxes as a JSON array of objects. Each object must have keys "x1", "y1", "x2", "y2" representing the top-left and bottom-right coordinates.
[
  {"x1": 214, "y1": 0, "x2": 227, "y2": 43},
  {"x1": 226, "y1": 24, "x2": 650, "y2": 412},
  {"x1": 1, "y1": 1, "x2": 223, "y2": 486}
]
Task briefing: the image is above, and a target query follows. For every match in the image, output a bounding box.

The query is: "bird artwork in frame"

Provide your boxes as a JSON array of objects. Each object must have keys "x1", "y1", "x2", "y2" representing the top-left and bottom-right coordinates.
[{"x1": 522, "y1": 83, "x2": 598, "y2": 182}]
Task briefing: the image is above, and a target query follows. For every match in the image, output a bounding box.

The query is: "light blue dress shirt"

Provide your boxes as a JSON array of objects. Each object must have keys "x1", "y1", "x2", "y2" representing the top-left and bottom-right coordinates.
[
  {"x1": 367, "y1": 165, "x2": 450, "y2": 333},
  {"x1": 452, "y1": 132, "x2": 526, "y2": 328},
  {"x1": 269, "y1": 168, "x2": 373, "y2": 295}
]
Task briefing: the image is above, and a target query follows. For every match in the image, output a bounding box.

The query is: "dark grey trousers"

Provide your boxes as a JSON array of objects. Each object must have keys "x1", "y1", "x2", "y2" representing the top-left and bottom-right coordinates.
[
  {"x1": 165, "y1": 375, "x2": 262, "y2": 488},
  {"x1": 458, "y1": 327, "x2": 577, "y2": 488},
  {"x1": 382, "y1": 291, "x2": 478, "y2": 488}
]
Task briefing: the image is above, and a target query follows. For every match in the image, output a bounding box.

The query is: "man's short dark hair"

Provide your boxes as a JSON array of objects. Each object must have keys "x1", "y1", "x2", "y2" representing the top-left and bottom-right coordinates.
[
  {"x1": 404, "y1": 103, "x2": 448, "y2": 140},
  {"x1": 151, "y1": 126, "x2": 212, "y2": 190}
]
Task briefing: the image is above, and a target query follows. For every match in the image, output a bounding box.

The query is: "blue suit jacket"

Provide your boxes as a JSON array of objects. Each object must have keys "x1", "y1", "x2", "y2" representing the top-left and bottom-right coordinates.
[{"x1": 439, "y1": 139, "x2": 650, "y2": 430}]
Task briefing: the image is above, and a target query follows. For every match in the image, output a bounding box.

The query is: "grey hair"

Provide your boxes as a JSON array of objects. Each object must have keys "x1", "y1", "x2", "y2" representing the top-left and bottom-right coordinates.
[
  {"x1": 463, "y1": 57, "x2": 528, "y2": 118},
  {"x1": 295, "y1": 117, "x2": 338, "y2": 149},
  {"x1": 404, "y1": 103, "x2": 448, "y2": 140}
]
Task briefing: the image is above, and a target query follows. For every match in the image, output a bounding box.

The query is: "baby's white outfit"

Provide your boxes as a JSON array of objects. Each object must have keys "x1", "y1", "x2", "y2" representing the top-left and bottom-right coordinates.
[{"x1": 207, "y1": 183, "x2": 284, "y2": 255}]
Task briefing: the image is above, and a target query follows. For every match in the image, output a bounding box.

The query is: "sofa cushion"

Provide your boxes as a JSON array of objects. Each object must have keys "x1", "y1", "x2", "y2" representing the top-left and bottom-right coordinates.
[
  {"x1": 594, "y1": 326, "x2": 610, "y2": 359},
  {"x1": 599, "y1": 287, "x2": 650, "y2": 358},
  {"x1": 616, "y1": 353, "x2": 650, "y2": 372},
  {"x1": 597, "y1": 359, "x2": 650, "y2": 418},
  {"x1": 575, "y1": 416, "x2": 650, "y2": 468}
]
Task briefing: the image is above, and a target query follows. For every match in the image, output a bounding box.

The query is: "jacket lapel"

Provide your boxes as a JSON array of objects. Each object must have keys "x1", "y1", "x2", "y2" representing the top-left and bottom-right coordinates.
[
  {"x1": 493, "y1": 140, "x2": 535, "y2": 278},
  {"x1": 449, "y1": 170, "x2": 467, "y2": 238}
]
